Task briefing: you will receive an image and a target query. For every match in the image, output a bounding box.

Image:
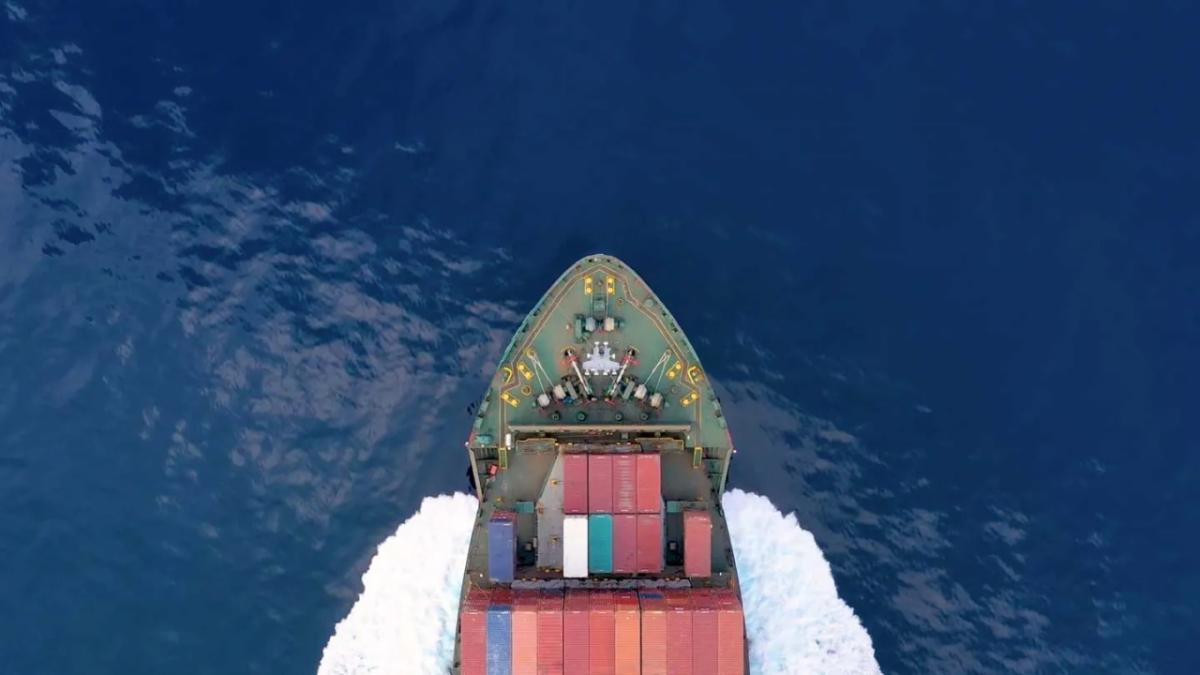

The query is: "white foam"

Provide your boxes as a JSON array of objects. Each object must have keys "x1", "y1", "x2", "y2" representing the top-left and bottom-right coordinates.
[{"x1": 319, "y1": 490, "x2": 879, "y2": 675}]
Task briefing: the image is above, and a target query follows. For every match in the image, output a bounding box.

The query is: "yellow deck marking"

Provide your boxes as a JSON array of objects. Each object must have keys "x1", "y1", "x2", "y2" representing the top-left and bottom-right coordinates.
[
  {"x1": 605, "y1": 275, "x2": 615, "y2": 295},
  {"x1": 687, "y1": 365, "x2": 704, "y2": 384},
  {"x1": 666, "y1": 361, "x2": 683, "y2": 380},
  {"x1": 501, "y1": 366, "x2": 514, "y2": 384},
  {"x1": 681, "y1": 390, "x2": 699, "y2": 407},
  {"x1": 501, "y1": 391, "x2": 520, "y2": 408},
  {"x1": 583, "y1": 277, "x2": 594, "y2": 295},
  {"x1": 516, "y1": 362, "x2": 534, "y2": 381}
]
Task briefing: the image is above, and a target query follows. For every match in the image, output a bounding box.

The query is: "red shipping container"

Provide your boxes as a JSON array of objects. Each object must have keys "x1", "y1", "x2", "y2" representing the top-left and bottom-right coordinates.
[
  {"x1": 639, "y1": 591, "x2": 668, "y2": 675},
  {"x1": 613, "y1": 591, "x2": 640, "y2": 675},
  {"x1": 588, "y1": 454, "x2": 613, "y2": 513},
  {"x1": 612, "y1": 515, "x2": 637, "y2": 574},
  {"x1": 683, "y1": 511, "x2": 712, "y2": 578},
  {"x1": 636, "y1": 514, "x2": 664, "y2": 573},
  {"x1": 613, "y1": 454, "x2": 637, "y2": 514},
  {"x1": 564, "y1": 590, "x2": 590, "y2": 674},
  {"x1": 563, "y1": 454, "x2": 589, "y2": 515},
  {"x1": 635, "y1": 454, "x2": 661, "y2": 513},
  {"x1": 691, "y1": 592, "x2": 719, "y2": 675},
  {"x1": 665, "y1": 590, "x2": 693, "y2": 675},
  {"x1": 512, "y1": 591, "x2": 539, "y2": 675},
  {"x1": 460, "y1": 586, "x2": 490, "y2": 675},
  {"x1": 537, "y1": 591, "x2": 564, "y2": 675},
  {"x1": 710, "y1": 590, "x2": 745, "y2": 675},
  {"x1": 589, "y1": 590, "x2": 616, "y2": 675}
]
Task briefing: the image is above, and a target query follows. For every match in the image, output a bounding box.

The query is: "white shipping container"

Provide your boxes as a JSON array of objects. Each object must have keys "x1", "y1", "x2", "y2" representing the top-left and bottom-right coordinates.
[{"x1": 562, "y1": 515, "x2": 589, "y2": 578}]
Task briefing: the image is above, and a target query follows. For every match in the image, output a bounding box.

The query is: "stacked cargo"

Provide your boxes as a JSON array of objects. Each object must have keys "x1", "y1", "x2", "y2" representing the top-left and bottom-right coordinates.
[
  {"x1": 563, "y1": 454, "x2": 588, "y2": 515},
  {"x1": 589, "y1": 514, "x2": 614, "y2": 573},
  {"x1": 460, "y1": 587, "x2": 490, "y2": 675},
  {"x1": 487, "y1": 588, "x2": 514, "y2": 675},
  {"x1": 537, "y1": 591, "x2": 564, "y2": 675},
  {"x1": 489, "y1": 511, "x2": 517, "y2": 583},
  {"x1": 638, "y1": 591, "x2": 667, "y2": 675},
  {"x1": 665, "y1": 589, "x2": 693, "y2": 675},
  {"x1": 612, "y1": 514, "x2": 638, "y2": 573},
  {"x1": 563, "y1": 515, "x2": 589, "y2": 578},
  {"x1": 691, "y1": 592, "x2": 719, "y2": 675},
  {"x1": 613, "y1": 454, "x2": 638, "y2": 513},
  {"x1": 637, "y1": 454, "x2": 664, "y2": 574},
  {"x1": 563, "y1": 590, "x2": 590, "y2": 674},
  {"x1": 613, "y1": 591, "x2": 641, "y2": 675},
  {"x1": 711, "y1": 590, "x2": 745, "y2": 675},
  {"x1": 512, "y1": 591, "x2": 538, "y2": 675},
  {"x1": 682, "y1": 510, "x2": 712, "y2": 578},
  {"x1": 588, "y1": 454, "x2": 613, "y2": 512},
  {"x1": 588, "y1": 590, "x2": 616, "y2": 674}
]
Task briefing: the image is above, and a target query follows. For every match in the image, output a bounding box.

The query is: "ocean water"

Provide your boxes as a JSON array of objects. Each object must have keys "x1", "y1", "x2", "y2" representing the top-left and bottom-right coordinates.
[{"x1": 2, "y1": 2, "x2": 1197, "y2": 674}]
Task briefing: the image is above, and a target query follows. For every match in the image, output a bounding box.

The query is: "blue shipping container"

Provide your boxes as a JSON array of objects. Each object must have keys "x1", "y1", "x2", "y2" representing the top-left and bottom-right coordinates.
[
  {"x1": 486, "y1": 603, "x2": 512, "y2": 675},
  {"x1": 588, "y1": 513, "x2": 614, "y2": 573},
  {"x1": 488, "y1": 512, "x2": 516, "y2": 583}
]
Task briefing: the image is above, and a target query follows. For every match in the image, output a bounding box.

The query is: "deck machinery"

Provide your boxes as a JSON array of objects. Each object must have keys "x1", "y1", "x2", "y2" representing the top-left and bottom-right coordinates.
[{"x1": 455, "y1": 254, "x2": 745, "y2": 672}]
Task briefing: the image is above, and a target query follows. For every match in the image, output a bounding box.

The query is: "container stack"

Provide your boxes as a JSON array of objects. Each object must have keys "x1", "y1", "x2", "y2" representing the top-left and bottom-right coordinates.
[
  {"x1": 563, "y1": 515, "x2": 589, "y2": 578},
  {"x1": 511, "y1": 591, "x2": 538, "y2": 675},
  {"x1": 537, "y1": 591, "x2": 564, "y2": 675},
  {"x1": 462, "y1": 586, "x2": 744, "y2": 674},
  {"x1": 460, "y1": 587, "x2": 490, "y2": 675},
  {"x1": 683, "y1": 510, "x2": 712, "y2": 578},
  {"x1": 613, "y1": 590, "x2": 641, "y2": 675},
  {"x1": 638, "y1": 590, "x2": 667, "y2": 675},
  {"x1": 691, "y1": 591, "x2": 719, "y2": 675},
  {"x1": 563, "y1": 454, "x2": 588, "y2": 515},
  {"x1": 636, "y1": 454, "x2": 664, "y2": 574},
  {"x1": 563, "y1": 589, "x2": 590, "y2": 673},
  {"x1": 665, "y1": 589, "x2": 694, "y2": 675},
  {"x1": 588, "y1": 590, "x2": 616, "y2": 674},
  {"x1": 488, "y1": 511, "x2": 517, "y2": 583},
  {"x1": 487, "y1": 588, "x2": 513, "y2": 675}
]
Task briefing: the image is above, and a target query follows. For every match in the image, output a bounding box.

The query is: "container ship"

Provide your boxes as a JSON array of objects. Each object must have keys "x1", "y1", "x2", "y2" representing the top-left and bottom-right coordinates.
[{"x1": 455, "y1": 255, "x2": 747, "y2": 674}]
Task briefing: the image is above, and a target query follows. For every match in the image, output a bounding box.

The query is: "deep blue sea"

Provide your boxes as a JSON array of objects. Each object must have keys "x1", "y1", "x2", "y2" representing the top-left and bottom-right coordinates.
[{"x1": 2, "y1": 2, "x2": 1198, "y2": 673}]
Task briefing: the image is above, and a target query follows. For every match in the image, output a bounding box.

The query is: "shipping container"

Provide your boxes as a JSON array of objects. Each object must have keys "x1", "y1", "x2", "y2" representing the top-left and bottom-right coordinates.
[
  {"x1": 665, "y1": 589, "x2": 693, "y2": 675},
  {"x1": 488, "y1": 589, "x2": 514, "y2": 675},
  {"x1": 588, "y1": 454, "x2": 613, "y2": 513},
  {"x1": 512, "y1": 591, "x2": 539, "y2": 675},
  {"x1": 589, "y1": 590, "x2": 616, "y2": 675},
  {"x1": 564, "y1": 590, "x2": 590, "y2": 675},
  {"x1": 683, "y1": 511, "x2": 712, "y2": 578},
  {"x1": 613, "y1": 591, "x2": 641, "y2": 675},
  {"x1": 613, "y1": 454, "x2": 637, "y2": 513},
  {"x1": 639, "y1": 591, "x2": 668, "y2": 675},
  {"x1": 712, "y1": 590, "x2": 745, "y2": 675},
  {"x1": 691, "y1": 592, "x2": 719, "y2": 675},
  {"x1": 588, "y1": 514, "x2": 614, "y2": 574},
  {"x1": 537, "y1": 591, "x2": 564, "y2": 675},
  {"x1": 563, "y1": 515, "x2": 589, "y2": 578},
  {"x1": 635, "y1": 454, "x2": 662, "y2": 513},
  {"x1": 489, "y1": 512, "x2": 517, "y2": 583},
  {"x1": 461, "y1": 587, "x2": 490, "y2": 675},
  {"x1": 612, "y1": 514, "x2": 637, "y2": 574},
  {"x1": 635, "y1": 513, "x2": 664, "y2": 574},
  {"x1": 563, "y1": 454, "x2": 589, "y2": 515}
]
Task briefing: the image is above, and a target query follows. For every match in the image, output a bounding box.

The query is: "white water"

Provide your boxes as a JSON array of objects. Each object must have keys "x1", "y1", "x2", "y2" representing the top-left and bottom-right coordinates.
[{"x1": 318, "y1": 490, "x2": 880, "y2": 675}]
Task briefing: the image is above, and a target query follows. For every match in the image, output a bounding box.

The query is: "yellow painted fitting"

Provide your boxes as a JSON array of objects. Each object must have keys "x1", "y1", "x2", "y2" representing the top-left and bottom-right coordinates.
[
  {"x1": 517, "y1": 363, "x2": 533, "y2": 381},
  {"x1": 605, "y1": 275, "x2": 615, "y2": 295}
]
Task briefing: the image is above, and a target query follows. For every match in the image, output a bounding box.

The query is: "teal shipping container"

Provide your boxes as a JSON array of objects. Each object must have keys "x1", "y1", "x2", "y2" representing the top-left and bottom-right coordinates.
[{"x1": 588, "y1": 514, "x2": 614, "y2": 573}]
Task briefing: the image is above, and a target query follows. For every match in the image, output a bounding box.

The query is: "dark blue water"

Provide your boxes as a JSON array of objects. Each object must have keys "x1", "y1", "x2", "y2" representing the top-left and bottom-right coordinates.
[{"x1": 2, "y1": 2, "x2": 1197, "y2": 673}]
